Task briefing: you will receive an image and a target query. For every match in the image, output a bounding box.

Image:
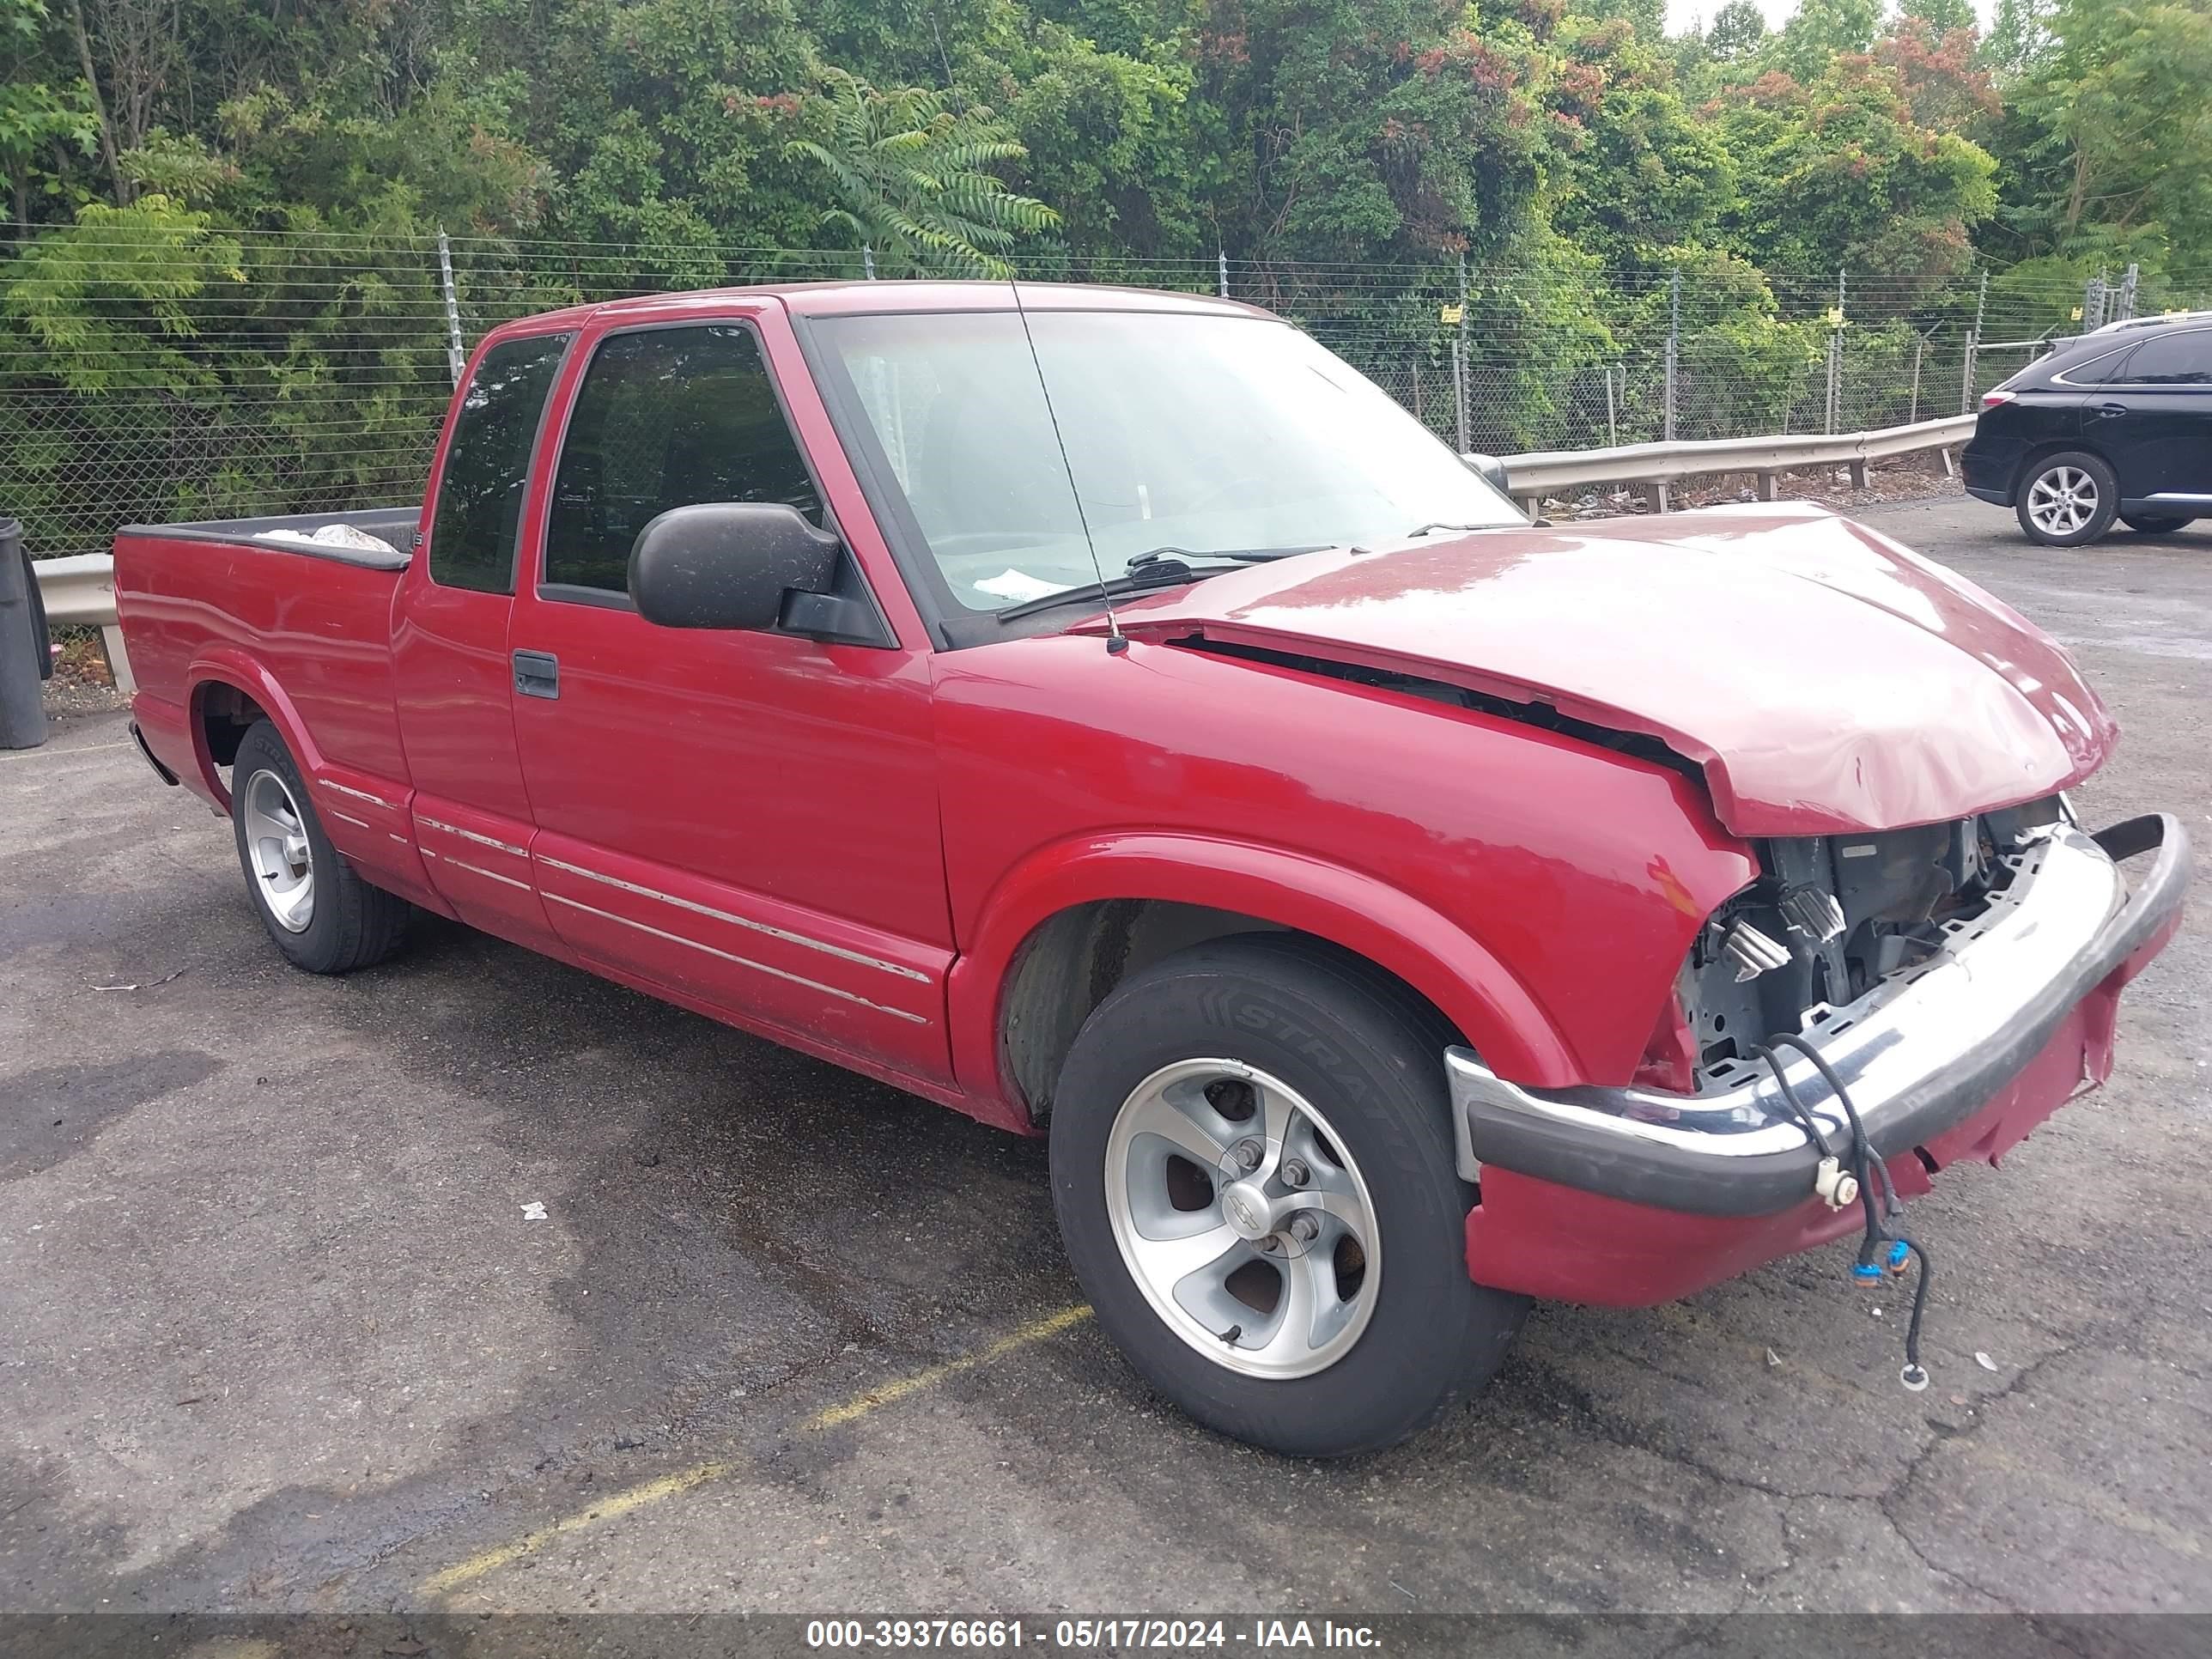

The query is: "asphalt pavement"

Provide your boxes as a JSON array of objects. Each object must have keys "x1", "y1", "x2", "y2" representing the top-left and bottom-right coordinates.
[{"x1": 2, "y1": 491, "x2": 2206, "y2": 1620}]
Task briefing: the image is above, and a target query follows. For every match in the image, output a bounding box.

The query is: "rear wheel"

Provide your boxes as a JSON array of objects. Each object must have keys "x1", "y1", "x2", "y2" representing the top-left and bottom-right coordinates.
[
  {"x1": 229, "y1": 720, "x2": 410, "y2": 974},
  {"x1": 2119, "y1": 513, "x2": 2192, "y2": 535},
  {"x1": 1048, "y1": 935, "x2": 1528, "y2": 1457},
  {"x1": 2015, "y1": 452, "x2": 2118, "y2": 545}
]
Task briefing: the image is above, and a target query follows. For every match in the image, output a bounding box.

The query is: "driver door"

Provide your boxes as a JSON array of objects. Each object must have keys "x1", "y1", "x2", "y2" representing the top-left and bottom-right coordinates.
[{"x1": 507, "y1": 312, "x2": 953, "y2": 1086}]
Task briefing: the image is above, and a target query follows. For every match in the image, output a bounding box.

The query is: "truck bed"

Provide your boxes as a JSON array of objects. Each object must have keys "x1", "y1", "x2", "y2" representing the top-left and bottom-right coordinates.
[
  {"x1": 118, "y1": 506, "x2": 419, "y2": 568},
  {"x1": 113, "y1": 504, "x2": 422, "y2": 816}
]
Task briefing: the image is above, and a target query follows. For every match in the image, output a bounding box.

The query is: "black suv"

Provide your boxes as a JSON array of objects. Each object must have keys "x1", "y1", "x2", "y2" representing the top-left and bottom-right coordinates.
[{"x1": 1963, "y1": 314, "x2": 2212, "y2": 545}]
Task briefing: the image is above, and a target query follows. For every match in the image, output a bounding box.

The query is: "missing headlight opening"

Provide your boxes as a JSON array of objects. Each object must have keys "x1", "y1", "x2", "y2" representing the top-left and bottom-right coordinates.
[{"x1": 1677, "y1": 794, "x2": 2071, "y2": 1091}]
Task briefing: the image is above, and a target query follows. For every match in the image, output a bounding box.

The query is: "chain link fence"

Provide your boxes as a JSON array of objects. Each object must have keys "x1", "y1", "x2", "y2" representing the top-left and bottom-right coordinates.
[{"x1": 3, "y1": 225, "x2": 2191, "y2": 557}]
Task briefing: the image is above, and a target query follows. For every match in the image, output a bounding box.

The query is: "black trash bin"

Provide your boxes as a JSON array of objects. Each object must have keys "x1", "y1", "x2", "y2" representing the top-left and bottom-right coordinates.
[{"x1": 0, "y1": 518, "x2": 54, "y2": 750}]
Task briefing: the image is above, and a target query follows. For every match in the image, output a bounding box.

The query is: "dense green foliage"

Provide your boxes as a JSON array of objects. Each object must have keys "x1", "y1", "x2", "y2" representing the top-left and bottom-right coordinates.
[
  {"x1": 3, "y1": 2, "x2": 2206, "y2": 550},
  {"x1": 12, "y1": 1, "x2": 2198, "y2": 289}
]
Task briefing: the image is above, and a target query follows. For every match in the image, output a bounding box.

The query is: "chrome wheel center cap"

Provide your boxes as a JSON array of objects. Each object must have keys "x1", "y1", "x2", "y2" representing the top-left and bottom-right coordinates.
[{"x1": 1221, "y1": 1179, "x2": 1274, "y2": 1242}]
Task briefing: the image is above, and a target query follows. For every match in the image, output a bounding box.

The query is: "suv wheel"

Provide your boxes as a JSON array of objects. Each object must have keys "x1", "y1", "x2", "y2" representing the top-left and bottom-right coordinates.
[
  {"x1": 1048, "y1": 934, "x2": 1528, "y2": 1457},
  {"x1": 2016, "y1": 452, "x2": 2118, "y2": 545}
]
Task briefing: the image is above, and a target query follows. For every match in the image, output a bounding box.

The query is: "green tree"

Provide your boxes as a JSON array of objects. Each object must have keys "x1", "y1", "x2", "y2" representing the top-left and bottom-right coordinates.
[
  {"x1": 1, "y1": 1, "x2": 98, "y2": 228},
  {"x1": 1705, "y1": 0, "x2": 1768, "y2": 63},
  {"x1": 1902, "y1": 0, "x2": 1978, "y2": 34},
  {"x1": 1550, "y1": 17, "x2": 1736, "y2": 264},
  {"x1": 2014, "y1": 2, "x2": 2212, "y2": 257},
  {"x1": 1982, "y1": 0, "x2": 2057, "y2": 76},
  {"x1": 783, "y1": 70, "x2": 1060, "y2": 276},
  {"x1": 1775, "y1": 0, "x2": 1885, "y2": 80},
  {"x1": 1188, "y1": 0, "x2": 1559, "y2": 262},
  {"x1": 1715, "y1": 50, "x2": 1998, "y2": 276}
]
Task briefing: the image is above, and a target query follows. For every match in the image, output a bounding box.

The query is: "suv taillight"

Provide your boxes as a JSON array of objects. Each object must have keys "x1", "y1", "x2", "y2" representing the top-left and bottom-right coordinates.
[{"x1": 1982, "y1": 388, "x2": 2017, "y2": 408}]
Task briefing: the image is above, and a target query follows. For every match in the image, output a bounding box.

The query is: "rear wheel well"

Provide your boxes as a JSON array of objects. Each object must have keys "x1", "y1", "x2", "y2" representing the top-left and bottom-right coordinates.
[
  {"x1": 195, "y1": 682, "x2": 270, "y2": 780},
  {"x1": 999, "y1": 900, "x2": 1461, "y2": 1124},
  {"x1": 2012, "y1": 438, "x2": 2108, "y2": 500}
]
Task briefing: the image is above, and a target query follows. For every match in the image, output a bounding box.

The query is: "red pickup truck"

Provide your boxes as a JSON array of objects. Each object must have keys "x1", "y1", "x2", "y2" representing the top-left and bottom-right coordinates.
[{"x1": 114, "y1": 282, "x2": 2186, "y2": 1456}]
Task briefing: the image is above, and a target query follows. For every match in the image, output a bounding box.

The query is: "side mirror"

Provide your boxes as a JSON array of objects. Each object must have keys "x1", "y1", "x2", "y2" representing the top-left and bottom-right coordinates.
[
  {"x1": 629, "y1": 501, "x2": 841, "y2": 631},
  {"x1": 1463, "y1": 453, "x2": 1511, "y2": 494}
]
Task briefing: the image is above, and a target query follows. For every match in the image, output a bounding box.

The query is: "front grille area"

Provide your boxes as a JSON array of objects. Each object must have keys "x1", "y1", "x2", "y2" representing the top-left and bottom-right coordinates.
[{"x1": 1680, "y1": 795, "x2": 2069, "y2": 1085}]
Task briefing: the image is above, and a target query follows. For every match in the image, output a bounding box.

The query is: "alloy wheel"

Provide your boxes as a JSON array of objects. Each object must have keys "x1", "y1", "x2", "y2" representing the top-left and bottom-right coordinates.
[
  {"x1": 1103, "y1": 1058, "x2": 1381, "y2": 1379},
  {"x1": 2027, "y1": 466, "x2": 2100, "y2": 538},
  {"x1": 241, "y1": 769, "x2": 315, "y2": 933}
]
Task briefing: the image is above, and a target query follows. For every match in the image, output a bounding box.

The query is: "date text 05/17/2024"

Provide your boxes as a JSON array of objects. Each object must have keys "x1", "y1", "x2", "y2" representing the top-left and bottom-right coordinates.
[{"x1": 804, "y1": 1619, "x2": 1384, "y2": 1650}]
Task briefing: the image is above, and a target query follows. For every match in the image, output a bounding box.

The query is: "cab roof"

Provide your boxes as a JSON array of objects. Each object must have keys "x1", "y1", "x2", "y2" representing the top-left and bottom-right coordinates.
[{"x1": 491, "y1": 279, "x2": 1277, "y2": 337}]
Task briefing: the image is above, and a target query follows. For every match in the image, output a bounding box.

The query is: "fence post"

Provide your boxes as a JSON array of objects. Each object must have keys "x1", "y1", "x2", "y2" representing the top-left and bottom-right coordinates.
[
  {"x1": 2118, "y1": 261, "x2": 2139, "y2": 323},
  {"x1": 1449, "y1": 349, "x2": 1466, "y2": 453},
  {"x1": 1454, "y1": 251, "x2": 1471, "y2": 454},
  {"x1": 1218, "y1": 249, "x2": 1228, "y2": 299},
  {"x1": 1663, "y1": 268, "x2": 1680, "y2": 443},
  {"x1": 863, "y1": 244, "x2": 877, "y2": 279},
  {"x1": 1824, "y1": 335, "x2": 1838, "y2": 434},
  {"x1": 1910, "y1": 333, "x2": 1923, "y2": 425},
  {"x1": 436, "y1": 230, "x2": 465, "y2": 390},
  {"x1": 1963, "y1": 270, "x2": 1986, "y2": 414},
  {"x1": 1824, "y1": 267, "x2": 1845, "y2": 436},
  {"x1": 1605, "y1": 363, "x2": 1620, "y2": 447}
]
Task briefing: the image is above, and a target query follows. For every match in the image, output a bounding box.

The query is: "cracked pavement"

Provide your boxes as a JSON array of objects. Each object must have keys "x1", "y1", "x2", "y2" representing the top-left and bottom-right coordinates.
[{"x1": 1, "y1": 495, "x2": 2206, "y2": 1616}]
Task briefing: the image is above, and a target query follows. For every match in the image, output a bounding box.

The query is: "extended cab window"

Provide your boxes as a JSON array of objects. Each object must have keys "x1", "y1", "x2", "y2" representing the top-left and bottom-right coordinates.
[
  {"x1": 2121, "y1": 330, "x2": 2212, "y2": 386},
  {"x1": 544, "y1": 325, "x2": 823, "y2": 595},
  {"x1": 428, "y1": 332, "x2": 570, "y2": 592}
]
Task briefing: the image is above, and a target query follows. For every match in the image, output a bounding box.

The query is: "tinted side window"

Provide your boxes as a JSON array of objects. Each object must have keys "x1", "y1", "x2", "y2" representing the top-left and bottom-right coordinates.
[
  {"x1": 545, "y1": 325, "x2": 823, "y2": 594},
  {"x1": 2122, "y1": 330, "x2": 2212, "y2": 386},
  {"x1": 428, "y1": 333, "x2": 570, "y2": 592},
  {"x1": 2061, "y1": 345, "x2": 2134, "y2": 385}
]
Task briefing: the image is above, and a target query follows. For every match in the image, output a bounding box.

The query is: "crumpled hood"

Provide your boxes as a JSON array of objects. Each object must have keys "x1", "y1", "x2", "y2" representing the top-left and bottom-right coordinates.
[{"x1": 1089, "y1": 502, "x2": 2116, "y2": 836}]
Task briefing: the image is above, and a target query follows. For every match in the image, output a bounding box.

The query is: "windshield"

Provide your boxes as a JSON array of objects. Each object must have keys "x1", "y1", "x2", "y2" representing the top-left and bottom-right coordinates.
[{"x1": 813, "y1": 307, "x2": 1522, "y2": 611}]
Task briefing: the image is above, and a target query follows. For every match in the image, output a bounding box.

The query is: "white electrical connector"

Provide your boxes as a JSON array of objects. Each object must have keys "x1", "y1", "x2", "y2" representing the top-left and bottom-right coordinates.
[{"x1": 1813, "y1": 1155, "x2": 1860, "y2": 1210}]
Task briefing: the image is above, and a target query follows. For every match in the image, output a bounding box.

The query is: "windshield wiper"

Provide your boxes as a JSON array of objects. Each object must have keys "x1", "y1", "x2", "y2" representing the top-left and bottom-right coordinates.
[
  {"x1": 1403, "y1": 521, "x2": 1501, "y2": 538},
  {"x1": 1123, "y1": 544, "x2": 1330, "y2": 571},
  {"x1": 996, "y1": 567, "x2": 1206, "y2": 621},
  {"x1": 996, "y1": 545, "x2": 1332, "y2": 621}
]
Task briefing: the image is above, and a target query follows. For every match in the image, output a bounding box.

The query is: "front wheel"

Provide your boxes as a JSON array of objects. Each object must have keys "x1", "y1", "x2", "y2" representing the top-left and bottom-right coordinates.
[
  {"x1": 1048, "y1": 935, "x2": 1528, "y2": 1457},
  {"x1": 2119, "y1": 513, "x2": 2192, "y2": 535},
  {"x1": 2015, "y1": 452, "x2": 2118, "y2": 545}
]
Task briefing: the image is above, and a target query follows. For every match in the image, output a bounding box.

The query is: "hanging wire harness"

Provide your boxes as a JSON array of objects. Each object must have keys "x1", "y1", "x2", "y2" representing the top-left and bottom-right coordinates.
[{"x1": 1759, "y1": 1031, "x2": 1935, "y2": 1391}]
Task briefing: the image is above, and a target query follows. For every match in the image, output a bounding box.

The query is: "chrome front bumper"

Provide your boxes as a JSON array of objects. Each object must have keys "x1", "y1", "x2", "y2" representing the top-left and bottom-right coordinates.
[{"x1": 1449, "y1": 815, "x2": 2189, "y2": 1217}]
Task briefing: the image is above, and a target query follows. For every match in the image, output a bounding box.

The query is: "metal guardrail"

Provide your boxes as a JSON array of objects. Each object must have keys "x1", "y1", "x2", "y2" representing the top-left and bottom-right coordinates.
[
  {"x1": 1479, "y1": 413, "x2": 1977, "y2": 514},
  {"x1": 31, "y1": 552, "x2": 134, "y2": 695},
  {"x1": 25, "y1": 410, "x2": 1977, "y2": 700}
]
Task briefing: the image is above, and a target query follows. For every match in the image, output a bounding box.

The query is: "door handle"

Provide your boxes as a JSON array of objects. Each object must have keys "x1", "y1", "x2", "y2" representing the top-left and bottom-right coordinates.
[
  {"x1": 2091, "y1": 402, "x2": 2129, "y2": 418},
  {"x1": 512, "y1": 649, "x2": 560, "y2": 700}
]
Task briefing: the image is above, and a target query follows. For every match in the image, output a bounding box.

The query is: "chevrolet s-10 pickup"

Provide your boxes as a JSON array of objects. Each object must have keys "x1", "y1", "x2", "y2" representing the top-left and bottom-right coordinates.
[{"x1": 114, "y1": 282, "x2": 2187, "y2": 1455}]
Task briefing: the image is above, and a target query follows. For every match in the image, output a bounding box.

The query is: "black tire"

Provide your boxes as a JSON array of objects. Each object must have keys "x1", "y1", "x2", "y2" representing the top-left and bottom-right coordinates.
[
  {"x1": 229, "y1": 720, "x2": 410, "y2": 974},
  {"x1": 2014, "y1": 451, "x2": 2118, "y2": 546},
  {"x1": 1048, "y1": 934, "x2": 1528, "y2": 1457},
  {"x1": 2119, "y1": 514, "x2": 2192, "y2": 535}
]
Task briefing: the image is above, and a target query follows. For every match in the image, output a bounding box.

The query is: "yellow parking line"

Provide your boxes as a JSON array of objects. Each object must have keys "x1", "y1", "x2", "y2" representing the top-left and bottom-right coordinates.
[
  {"x1": 804, "y1": 1304, "x2": 1093, "y2": 1431},
  {"x1": 418, "y1": 1304, "x2": 1092, "y2": 1596},
  {"x1": 0, "y1": 740, "x2": 134, "y2": 763},
  {"x1": 417, "y1": 1458, "x2": 738, "y2": 1595}
]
